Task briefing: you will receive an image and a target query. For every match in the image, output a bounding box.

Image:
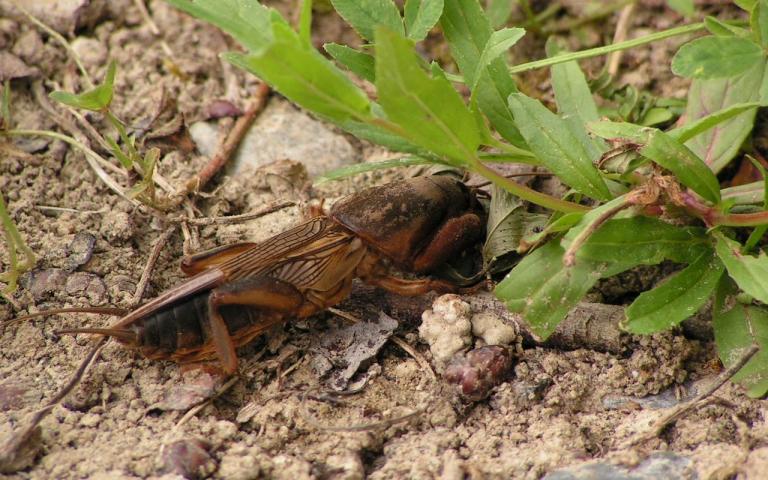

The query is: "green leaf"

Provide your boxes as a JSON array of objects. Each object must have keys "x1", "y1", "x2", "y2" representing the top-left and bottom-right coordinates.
[
  {"x1": 669, "y1": 102, "x2": 762, "y2": 144},
  {"x1": 735, "y1": 0, "x2": 758, "y2": 10},
  {"x1": 508, "y1": 93, "x2": 611, "y2": 200},
  {"x1": 494, "y1": 241, "x2": 598, "y2": 339},
  {"x1": 441, "y1": 0, "x2": 524, "y2": 146},
  {"x1": 471, "y1": 28, "x2": 525, "y2": 90},
  {"x1": 755, "y1": 0, "x2": 768, "y2": 46},
  {"x1": 486, "y1": 0, "x2": 514, "y2": 28},
  {"x1": 324, "y1": 43, "x2": 375, "y2": 82},
  {"x1": 546, "y1": 39, "x2": 605, "y2": 161},
  {"x1": 340, "y1": 119, "x2": 426, "y2": 155},
  {"x1": 565, "y1": 216, "x2": 710, "y2": 266},
  {"x1": 624, "y1": 251, "x2": 724, "y2": 334},
  {"x1": 671, "y1": 36, "x2": 764, "y2": 79},
  {"x1": 684, "y1": 60, "x2": 764, "y2": 173},
  {"x1": 640, "y1": 129, "x2": 722, "y2": 204},
  {"x1": 589, "y1": 121, "x2": 721, "y2": 204},
  {"x1": 713, "y1": 279, "x2": 768, "y2": 398},
  {"x1": 704, "y1": 16, "x2": 743, "y2": 36},
  {"x1": 374, "y1": 27, "x2": 481, "y2": 166},
  {"x1": 330, "y1": 0, "x2": 404, "y2": 41},
  {"x1": 404, "y1": 0, "x2": 444, "y2": 41},
  {"x1": 166, "y1": 0, "x2": 274, "y2": 53},
  {"x1": 715, "y1": 232, "x2": 768, "y2": 304},
  {"x1": 222, "y1": 21, "x2": 371, "y2": 125},
  {"x1": 49, "y1": 60, "x2": 116, "y2": 111},
  {"x1": 314, "y1": 156, "x2": 430, "y2": 184},
  {"x1": 667, "y1": 0, "x2": 694, "y2": 17},
  {"x1": 495, "y1": 239, "x2": 634, "y2": 339},
  {"x1": 483, "y1": 184, "x2": 548, "y2": 272},
  {"x1": 299, "y1": 0, "x2": 313, "y2": 46}
]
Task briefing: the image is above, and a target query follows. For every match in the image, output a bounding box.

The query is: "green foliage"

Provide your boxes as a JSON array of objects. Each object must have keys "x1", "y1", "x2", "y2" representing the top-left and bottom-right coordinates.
[
  {"x1": 330, "y1": 0, "x2": 404, "y2": 41},
  {"x1": 375, "y1": 27, "x2": 481, "y2": 166},
  {"x1": 672, "y1": 37, "x2": 764, "y2": 79},
  {"x1": 404, "y1": 0, "x2": 444, "y2": 40},
  {"x1": 50, "y1": 60, "x2": 116, "y2": 111},
  {"x1": 166, "y1": 0, "x2": 768, "y2": 395}
]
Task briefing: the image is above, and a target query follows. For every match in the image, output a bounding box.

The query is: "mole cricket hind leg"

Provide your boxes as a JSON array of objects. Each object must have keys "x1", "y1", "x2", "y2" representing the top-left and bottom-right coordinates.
[
  {"x1": 180, "y1": 242, "x2": 259, "y2": 276},
  {"x1": 206, "y1": 277, "x2": 306, "y2": 374},
  {"x1": 363, "y1": 273, "x2": 483, "y2": 296}
]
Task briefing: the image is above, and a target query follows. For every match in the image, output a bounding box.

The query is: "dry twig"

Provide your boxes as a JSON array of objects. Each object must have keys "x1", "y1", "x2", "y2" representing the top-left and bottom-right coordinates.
[
  {"x1": 626, "y1": 344, "x2": 760, "y2": 447},
  {"x1": 180, "y1": 83, "x2": 271, "y2": 199}
]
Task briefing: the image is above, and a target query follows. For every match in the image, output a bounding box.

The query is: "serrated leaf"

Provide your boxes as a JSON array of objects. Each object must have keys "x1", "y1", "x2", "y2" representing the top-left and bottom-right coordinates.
[
  {"x1": 471, "y1": 28, "x2": 525, "y2": 91},
  {"x1": 547, "y1": 39, "x2": 605, "y2": 161},
  {"x1": 374, "y1": 27, "x2": 481, "y2": 166},
  {"x1": 669, "y1": 102, "x2": 762, "y2": 144},
  {"x1": 324, "y1": 43, "x2": 375, "y2": 82},
  {"x1": 441, "y1": 0, "x2": 524, "y2": 146},
  {"x1": 624, "y1": 251, "x2": 724, "y2": 334},
  {"x1": 564, "y1": 216, "x2": 710, "y2": 266},
  {"x1": 715, "y1": 232, "x2": 768, "y2": 304},
  {"x1": 340, "y1": 119, "x2": 426, "y2": 155},
  {"x1": 223, "y1": 21, "x2": 370, "y2": 124},
  {"x1": 641, "y1": 129, "x2": 722, "y2": 204},
  {"x1": 331, "y1": 0, "x2": 403, "y2": 41},
  {"x1": 50, "y1": 60, "x2": 116, "y2": 111},
  {"x1": 684, "y1": 60, "x2": 764, "y2": 173},
  {"x1": 404, "y1": 0, "x2": 444, "y2": 41},
  {"x1": 588, "y1": 121, "x2": 721, "y2": 204},
  {"x1": 494, "y1": 239, "x2": 634, "y2": 339},
  {"x1": 713, "y1": 279, "x2": 768, "y2": 398},
  {"x1": 672, "y1": 36, "x2": 764, "y2": 79},
  {"x1": 315, "y1": 156, "x2": 430, "y2": 183},
  {"x1": 508, "y1": 93, "x2": 611, "y2": 200}
]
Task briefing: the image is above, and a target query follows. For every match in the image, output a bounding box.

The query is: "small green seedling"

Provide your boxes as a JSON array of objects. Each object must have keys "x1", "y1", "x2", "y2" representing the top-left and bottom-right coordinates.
[
  {"x1": 0, "y1": 194, "x2": 35, "y2": 303},
  {"x1": 50, "y1": 60, "x2": 160, "y2": 206}
]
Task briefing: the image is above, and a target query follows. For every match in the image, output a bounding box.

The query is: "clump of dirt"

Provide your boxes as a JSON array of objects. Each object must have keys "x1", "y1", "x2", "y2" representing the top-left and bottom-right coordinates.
[{"x1": 1, "y1": 1, "x2": 766, "y2": 479}]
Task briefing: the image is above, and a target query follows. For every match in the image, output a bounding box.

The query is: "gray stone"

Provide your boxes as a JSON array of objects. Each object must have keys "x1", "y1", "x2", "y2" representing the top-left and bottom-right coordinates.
[
  {"x1": 543, "y1": 452, "x2": 696, "y2": 480},
  {"x1": 189, "y1": 99, "x2": 357, "y2": 178}
]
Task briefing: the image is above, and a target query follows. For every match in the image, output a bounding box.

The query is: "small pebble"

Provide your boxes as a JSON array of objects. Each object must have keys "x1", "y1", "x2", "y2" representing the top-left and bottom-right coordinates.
[
  {"x1": 443, "y1": 346, "x2": 513, "y2": 402},
  {"x1": 162, "y1": 438, "x2": 217, "y2": 480}
]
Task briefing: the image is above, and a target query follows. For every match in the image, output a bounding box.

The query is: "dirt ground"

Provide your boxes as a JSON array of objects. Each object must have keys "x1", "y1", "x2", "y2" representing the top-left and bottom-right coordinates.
[{"x1": 1, "y1": 1, "x2": 767, "y2": 479}]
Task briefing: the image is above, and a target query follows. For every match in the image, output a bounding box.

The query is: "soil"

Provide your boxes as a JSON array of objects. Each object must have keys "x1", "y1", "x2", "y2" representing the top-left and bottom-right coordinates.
[{"x1": 1, "y1": 1, "x2": 766, "y2": 479}]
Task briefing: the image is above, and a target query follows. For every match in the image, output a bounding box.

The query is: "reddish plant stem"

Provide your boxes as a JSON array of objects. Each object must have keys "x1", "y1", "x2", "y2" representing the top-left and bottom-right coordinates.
[{"x1": 181, "y1": 83, "x2": 270, "y2": 199}]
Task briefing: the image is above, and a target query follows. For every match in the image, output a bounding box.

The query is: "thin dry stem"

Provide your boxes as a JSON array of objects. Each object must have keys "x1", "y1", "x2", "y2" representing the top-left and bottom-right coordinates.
[
  {"x1": 180, "y1": 83, "x2": 270, "y2": 201},
  {"x1": 563, "y1": 198, "x2": 633, "y2": 267},
  {"x1": 607, "y1": 3, "x2": 637, "y2": 76},
  {"x1": 299, "y1": 387, "x2": 425, "y2": 432},
  {"x1": 181, "y1": 200, "x2": 296, "y2": 226},
  {"x1": 131, "y1": 226, "x2": 176, "y2": 307},
  {"x1": 626, "y1": 344, "x2": 760, "y2": 447}
]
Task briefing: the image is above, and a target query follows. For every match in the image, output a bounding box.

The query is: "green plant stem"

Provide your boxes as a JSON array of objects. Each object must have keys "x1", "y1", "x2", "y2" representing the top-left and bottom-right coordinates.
[
  {"x1": 509, "y1": 22, "x2": 707, "y2": 74},
  {"x1": 473, "y1": 161, "x2": 589, "y2": 213},
  {"x1": 0, "y1": 193, "x2": 36, "y2": 293},
  {"x1": 563, "y1": 196, "x2": 632, "y2": 266},
  {"x1": 104, "y1": 110, "x2": 140, "y2": 165}
]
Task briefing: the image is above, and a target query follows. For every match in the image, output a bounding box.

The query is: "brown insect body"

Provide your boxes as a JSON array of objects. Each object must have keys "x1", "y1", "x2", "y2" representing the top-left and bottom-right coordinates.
[{"x1": 58, "y1": 175, "x2": 485, "y2": 373}]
